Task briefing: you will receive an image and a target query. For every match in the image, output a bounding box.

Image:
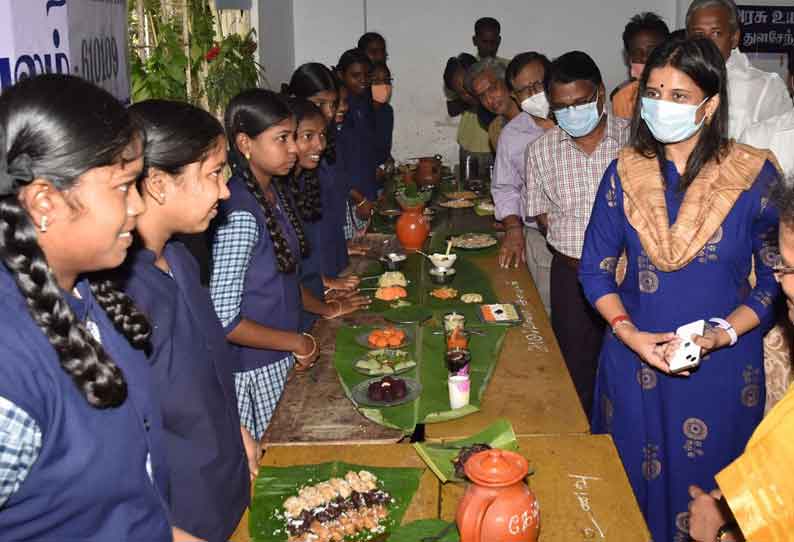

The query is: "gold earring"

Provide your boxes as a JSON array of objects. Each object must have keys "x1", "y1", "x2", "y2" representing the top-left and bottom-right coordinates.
[
  {"x1": 40, "y1": 216, "x2": 48, "y2": 233},
  {"x1": 245, "y1": 153, "x2": 251, "y2": 161}
]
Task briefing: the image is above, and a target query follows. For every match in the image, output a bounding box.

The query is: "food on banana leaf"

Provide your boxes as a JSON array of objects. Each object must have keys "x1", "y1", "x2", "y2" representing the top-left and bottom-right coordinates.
[
  {"x1": 378, "y1": 271, "x2": 407, "y2": 288},
  {"x1": 355, "y1": 349, "x2": 416, "y2": 376},
  {"x1": 375, "y1": 286, "x2": 407, "y2": 301},
  {"x1": 282, "y1": 470, "x2": 393, "y2": 541},
  {"x1": 451, "y1": 443, "x2": 493, "y2": 479}
]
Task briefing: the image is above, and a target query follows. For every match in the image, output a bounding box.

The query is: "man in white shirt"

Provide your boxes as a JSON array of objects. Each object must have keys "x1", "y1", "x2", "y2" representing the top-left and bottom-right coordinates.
[
  {"x1": 740, "y1": 110, "x2": 794, "y2": 179},
  {"x1": 687, "y1": 0, "x2": 793, "y2": 139}
]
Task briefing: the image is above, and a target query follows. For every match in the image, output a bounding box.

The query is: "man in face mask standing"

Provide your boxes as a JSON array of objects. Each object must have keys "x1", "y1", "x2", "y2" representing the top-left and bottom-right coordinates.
[
  {"x1": 525, "y1": 51, "x2": 629, "y2": 416},
  {"x1": 487, "y1": 52, "x2": 555, "y2": 314}
]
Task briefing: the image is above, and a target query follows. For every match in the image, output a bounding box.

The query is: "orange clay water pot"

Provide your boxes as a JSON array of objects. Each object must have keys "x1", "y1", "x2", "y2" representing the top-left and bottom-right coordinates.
[
  {"x1": 414, "y1": 156, "x2": 442, "y2": 187},
  {"x1": 395, "y1": 205, "x2": 430, "y2": 252},
  {"x1": 456, "y1": 449, "x2": 540, "y2": 542}
]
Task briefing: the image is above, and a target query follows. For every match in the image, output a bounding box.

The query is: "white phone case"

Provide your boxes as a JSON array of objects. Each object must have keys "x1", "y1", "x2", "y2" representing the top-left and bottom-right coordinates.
[{"x1": 669, "y1": 319, "x2": 706, "y2": 374}]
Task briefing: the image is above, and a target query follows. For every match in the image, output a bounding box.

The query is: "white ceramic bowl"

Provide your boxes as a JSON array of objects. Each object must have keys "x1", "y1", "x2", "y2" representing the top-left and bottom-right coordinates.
[{"x1": 429, "y1": 253, "x2": 457, "y2": 269}]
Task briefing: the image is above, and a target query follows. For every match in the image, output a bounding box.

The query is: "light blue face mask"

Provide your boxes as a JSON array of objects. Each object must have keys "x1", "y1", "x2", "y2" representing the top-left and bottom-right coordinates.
[
  {"x1": 553, "y1": 89, "x2": 604, "y2": 138},
  {"x1": 640, "y1": 96, "x2": 710, "y2": 144}
]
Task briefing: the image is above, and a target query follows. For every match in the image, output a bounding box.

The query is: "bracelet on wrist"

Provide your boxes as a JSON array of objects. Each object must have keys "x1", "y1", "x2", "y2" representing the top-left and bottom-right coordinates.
[
  {"x1": 294, "y1": 333, "x2": 317, "y2": 359},
  {"x1": 709, "y1": 317, "x2": 738, "y2": 346},
  {"x1": 356, "y1": 199, "x2": 368, "y2": 208}
]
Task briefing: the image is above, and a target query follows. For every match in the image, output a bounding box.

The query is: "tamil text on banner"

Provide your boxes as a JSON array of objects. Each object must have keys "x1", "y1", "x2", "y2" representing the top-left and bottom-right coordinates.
[{"x1": 738, "y1": 5, "x2": 794, "y2": 53}]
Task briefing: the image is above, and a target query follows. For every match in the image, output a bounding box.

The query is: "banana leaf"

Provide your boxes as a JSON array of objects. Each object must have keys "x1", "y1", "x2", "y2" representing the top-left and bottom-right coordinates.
[
  {"x1": 250, "y1": 462, "x2": 423, "y2": 542},
  {"x1": 387, "y1": 519, "x2": 460, "y2": 541},
  {"x1": 412, "y1": 419, "x2": 519, "y2": 483},
  {"x1": 334, "y1": 324, "x2": 506, "y2": 433}
]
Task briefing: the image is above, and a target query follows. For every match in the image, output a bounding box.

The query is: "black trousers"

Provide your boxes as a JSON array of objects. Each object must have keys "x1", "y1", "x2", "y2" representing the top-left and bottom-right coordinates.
[{"x1": 550, "y1": 252, "x2": 605, "y2": 418}]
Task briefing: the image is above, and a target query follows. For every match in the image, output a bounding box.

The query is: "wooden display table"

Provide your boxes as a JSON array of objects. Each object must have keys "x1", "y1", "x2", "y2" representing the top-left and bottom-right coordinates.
[{"x1": 439, "y1": 434, "x2": 650, "y2": 541}]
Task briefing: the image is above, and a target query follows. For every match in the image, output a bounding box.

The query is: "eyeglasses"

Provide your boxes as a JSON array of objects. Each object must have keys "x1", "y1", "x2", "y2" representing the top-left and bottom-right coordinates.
[
  {"x1": 514, "y1": 81, "x2": 544, "y2": 96},
  {"x1": 551, "y1": 87, "x2": 599, "y2": 113}
]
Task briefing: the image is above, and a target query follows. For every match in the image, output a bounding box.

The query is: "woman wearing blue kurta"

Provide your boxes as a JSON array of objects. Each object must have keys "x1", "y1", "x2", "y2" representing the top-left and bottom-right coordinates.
[
  {"x1": 0, "y1": 75, "x2": 172, "y2": 541},
  {"x1": 211, "y1": 90, "x2": 320, "y2": 441},
  {"x1": 283, "y1": 99, "x2": 370, "y2": 331},
  {"x1": 579, "y1": 39, "x2": 781, "y2": 542},
  {"x1": 123, "y1": 100, "x2": 252, "y2": 542}
]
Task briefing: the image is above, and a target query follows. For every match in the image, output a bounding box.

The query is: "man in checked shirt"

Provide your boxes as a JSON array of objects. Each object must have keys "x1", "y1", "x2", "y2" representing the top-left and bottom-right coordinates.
[{"x1": 525, "y1": 51, "x2": 629, "y2": 417}]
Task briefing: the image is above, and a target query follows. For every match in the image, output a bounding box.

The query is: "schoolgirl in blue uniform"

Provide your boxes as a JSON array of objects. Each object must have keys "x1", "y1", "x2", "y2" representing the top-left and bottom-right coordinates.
[
  {"x1": 283, "y1": 98, "x2": 371, "y2": 332},
  {"x1": 123, "y1": 100, "x2": 252, "y2": 542},
  {"x1": 335, "y1": 49, "x2": 380, "y2": 217},
  {"x1": 0, "y1": 75, "x2": 172, "y2": 541},
  {"x1": 211, "y1": 89, "x2": 320, "y2": 441},
  {"x1": 287, "y1": 63, "x2": 359, "y2": 283}
]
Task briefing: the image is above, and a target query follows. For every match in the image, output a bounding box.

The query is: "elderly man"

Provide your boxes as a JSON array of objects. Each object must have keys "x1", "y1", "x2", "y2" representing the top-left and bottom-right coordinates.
[
  {"x1": 687, "y1": 0, "x2": 792, "y2": 138},
  {"x1": 465, "y1": 57, "x2": 520, "y2": 148}
]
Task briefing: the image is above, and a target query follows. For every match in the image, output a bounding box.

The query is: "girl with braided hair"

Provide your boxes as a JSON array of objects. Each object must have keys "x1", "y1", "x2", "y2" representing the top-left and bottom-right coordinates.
[
  {"x1": 122, "y1": 99, "x2": 252, "y2": 542},
  {"x1": 210, "y1": 89, "x2": 319, "y2": 441},
  {"x1": 0, "y1": 75, "x2": 171, "y2": 540},
  {"x1": 286, "y1": 62, "x2": 360, "y2": 285},
  {"x1": 284, "y1": 98, "x2": 371, "y2": 332}
]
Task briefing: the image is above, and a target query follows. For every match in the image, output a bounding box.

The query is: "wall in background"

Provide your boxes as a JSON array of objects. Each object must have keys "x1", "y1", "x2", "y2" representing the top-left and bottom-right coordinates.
[{"x1": 256, "y1": 0, "x2": 793, "y2": 164}]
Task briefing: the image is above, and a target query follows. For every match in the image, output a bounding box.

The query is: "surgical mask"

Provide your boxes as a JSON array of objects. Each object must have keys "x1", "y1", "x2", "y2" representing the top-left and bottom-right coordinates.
[
  {"x1": 630, "y1": 62, "x2": 645, "y2": 80},
  {"x1": 371, "y1": 83, "x2": 392, "y2": 104},
  {"x1": 520, "y1": 92, "x2": 550, "y2": 119},
  {"x1": 640, "y1": 96, "x2": 709, "y2": 144},
  {"x1": 554, "y1": 90, "x2": 603, "y2": 138}
]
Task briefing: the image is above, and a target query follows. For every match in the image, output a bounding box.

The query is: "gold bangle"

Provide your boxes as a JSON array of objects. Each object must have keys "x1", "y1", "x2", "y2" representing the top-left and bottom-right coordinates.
[
  {"x1": 294, "y1": 333, "x2": 317, "y2": 359},
  {"x1": 356, "y1": 199, "x2": 368, "y2": 207}
]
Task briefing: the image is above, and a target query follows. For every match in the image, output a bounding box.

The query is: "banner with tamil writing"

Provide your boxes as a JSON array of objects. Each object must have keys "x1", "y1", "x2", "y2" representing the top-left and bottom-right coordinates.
[{"x1": 738, "y1": 5, "x2": 794, "y2": 53}]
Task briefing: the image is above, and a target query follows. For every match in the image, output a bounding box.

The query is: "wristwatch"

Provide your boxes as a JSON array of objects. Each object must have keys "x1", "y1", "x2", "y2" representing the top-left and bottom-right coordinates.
[
  {"x1": 709, "y1": 317, "x2": 738, "y2": 347},
  {"x1": 717, "y1": 521, "x2": 739, "y2": 541}
]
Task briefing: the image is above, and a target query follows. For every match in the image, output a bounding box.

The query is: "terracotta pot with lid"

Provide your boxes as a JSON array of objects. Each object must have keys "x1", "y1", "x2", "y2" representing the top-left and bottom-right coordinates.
[
  {"x1": 414, "y1": 155, "x2": 442, "y2": 187},
  {"x1": 456, "y1": 449, "x2": 539, "y2": 542}
]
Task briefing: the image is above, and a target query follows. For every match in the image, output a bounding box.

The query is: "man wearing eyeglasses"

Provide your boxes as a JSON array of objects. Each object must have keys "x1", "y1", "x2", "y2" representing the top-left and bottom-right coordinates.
[{"x1": 525, "y1": 50, "x2": 629, "y2": 416}]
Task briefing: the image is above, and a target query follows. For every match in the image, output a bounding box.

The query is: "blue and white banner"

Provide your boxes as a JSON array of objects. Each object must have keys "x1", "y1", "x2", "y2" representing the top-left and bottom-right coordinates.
[
  {"x1": 737, "y1": 5, "x2": 794, "y2": 53},
  {"x1": 0, "y1": 0, "x2": 129, "y2": 103}
]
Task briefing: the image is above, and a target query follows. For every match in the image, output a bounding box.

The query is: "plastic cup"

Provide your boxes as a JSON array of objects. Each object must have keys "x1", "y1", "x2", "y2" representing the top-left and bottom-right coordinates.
[{"x1": 448, "y1": 374, "x2": 471, "y2": 409}]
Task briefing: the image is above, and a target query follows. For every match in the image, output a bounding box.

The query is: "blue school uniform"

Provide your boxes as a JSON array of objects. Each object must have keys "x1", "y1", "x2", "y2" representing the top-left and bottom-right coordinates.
[
  {"x1": 318, "y1": 156, "x2": 351, "y2": 277},
  {"x1": 293, "y1": 172, "x2": 325, "y2": 332},
  {"x1": 338, "y1": 92, "x2": 379, "y2": 200},
  {"x1": 123, "y1": 241, "x2": 250, "y2": 542},
  {"x1": 374, "y1": 103, "x2": 394, "y2": 167},
  {"x1": 579, "y1": 160, "x2": 780, "y2": 542},
  {"x1": 0, "y1": 268, "x2": 172, "y2": 541},
  {"x1": 210, "y1": 175, "x2": 302, "y2": 439}
]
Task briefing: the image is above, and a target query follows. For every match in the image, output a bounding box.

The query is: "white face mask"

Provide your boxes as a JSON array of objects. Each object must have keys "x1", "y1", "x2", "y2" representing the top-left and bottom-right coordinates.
[
  {"x1": 640, "y1": 96, "x2": 709, "y2": 144},
  {"x1": 520, "y1": 92, "x2": 550, "y2": 119}
]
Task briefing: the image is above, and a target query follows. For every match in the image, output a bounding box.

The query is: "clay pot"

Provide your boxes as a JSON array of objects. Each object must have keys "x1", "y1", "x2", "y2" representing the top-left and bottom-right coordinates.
[
  {"x1": 456, "y1": 449, "x2": 539, "y2": 542},
  {"x1": 414, "y1": 156, "x2": 442, "y2": 187},
  {"x1": 396, "y1": 205, "x2": 430, "y2": 252}
]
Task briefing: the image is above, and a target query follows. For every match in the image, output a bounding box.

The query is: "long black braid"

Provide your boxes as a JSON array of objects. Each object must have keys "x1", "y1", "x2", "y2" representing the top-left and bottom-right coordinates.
[
  {"x1": 273, "y1": 174, "x2": 309, "y2": 257},
  {"x1": 0, "y1": 198, "x2": 135, "y2": 408},
  {"x1": 236, "y1": 158, "x2": 303, "y2": 273},
  {"x1": 0, "y1": 74, "x2": 153, "y2": 409},
  {"x1": 285, "y1": 169, "x2": 322, "y2": 223}
]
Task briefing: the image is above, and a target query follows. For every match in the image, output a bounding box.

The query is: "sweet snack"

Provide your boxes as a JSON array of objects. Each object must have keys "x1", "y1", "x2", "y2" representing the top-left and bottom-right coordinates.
[
  {"x1": 450, "y1": 233, "x2": 498, "y2": 249},
  {"x1": 282, "y1": 471, "x2": 392, "y2": 541},
  {"x1": 367, "y1": 327, "x2": 407, "y2": 348},
  {"x1": 367, "y1": 376, "x2": 408, "y2": 402},
  {"x1": 377, "y1": 271, "x2": 407, "y2": 288},
  {"x1": 461, "y1": 293, "x2": 483, "y2": 304},
  {"x1": 430, "y1": 287, "x2": 458, "y2": 300},
  {"x1": 355, "y1": 349, "x2": 416, "y2": 376},
  {"x1": 375, "y1": 286, "x2": 407, "y2": 301}
]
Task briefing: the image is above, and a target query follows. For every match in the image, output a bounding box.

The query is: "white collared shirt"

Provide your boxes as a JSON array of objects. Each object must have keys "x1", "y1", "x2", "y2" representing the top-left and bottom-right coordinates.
[
  {"x1": 726, "y1": 49, "x2": 793, "y2": 139},
  {"x1": 740, "y1": 109, "x2": 794, "y2": 180}
]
